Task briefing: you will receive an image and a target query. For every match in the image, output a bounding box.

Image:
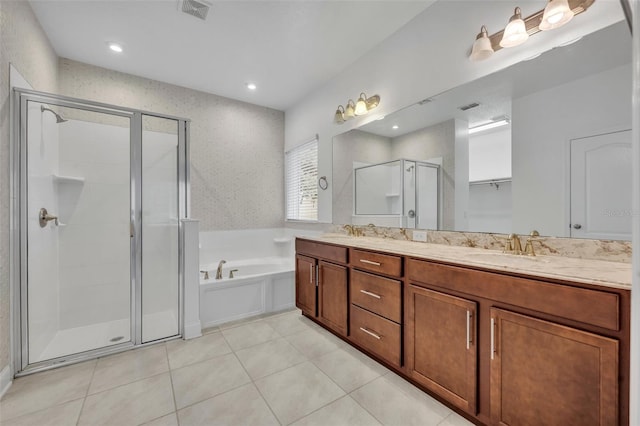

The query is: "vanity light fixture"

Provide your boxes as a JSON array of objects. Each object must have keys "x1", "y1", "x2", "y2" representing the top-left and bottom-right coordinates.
[
  {"x1": 246, "y1": 82, "x2": 257, "y2": 90},
  {"x1": 468, "y1": 117, "x2": 510, "y2": 134},
  {"x1": 470, "y1": 0, "x2": 593, "y2": 61},
  {"x1": 500, "y1": 7, "x2": 529, "y2": 48},
  {"x1": 392, "y1": 125, "x2": 399, "y2": 130},
  {"x1": 335, "y1": 106, "x2": 346, "y2": 124},
  {"x1": 333, "y1": 93, "x2": 381, "y2": 124}
]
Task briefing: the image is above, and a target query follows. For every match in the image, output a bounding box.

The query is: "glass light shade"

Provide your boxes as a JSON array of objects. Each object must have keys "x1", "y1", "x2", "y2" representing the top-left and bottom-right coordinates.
[
  {"x1": 334, "y1": 106, "x2": 345, "y2": 124},
  {"x1": 469, "y1": 26, "x2": 494, "y2": 62},
  {"x1": 344, "y1": 100, "x2": 356, "y2": 119},
  {"x1": 355, "y1": 94, "x2": 368, "y2": 115},
  {"x1": 500, "y1": 8, "x2": 529, "y2": 48},
  {"x1": 539, "y1": 0, "x2": 574, "y2": 31},
  {"x1": 366, "y1": 95, "x2": 380, "y2": 110}
]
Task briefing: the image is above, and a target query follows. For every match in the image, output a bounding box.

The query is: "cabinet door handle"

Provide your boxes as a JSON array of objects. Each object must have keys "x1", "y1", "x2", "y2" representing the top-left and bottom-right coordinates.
[
  {"x1": 359, "y1": 327, "x2": 381, "y2": 340},
  {"x1": 360, "y1": 289, "x2": 381, "y2": 299},
  {"x1": 490, "y1": 317, "x2": 497, "y2": 360},
  {"x1": 359, "y1": 259, "x2": 381, "y2": 266},
  {"x1": 310, "y1": 265, "x2": 314, "y2": 284},
  {"x1": 466, "y1": 310, "x2": 471, "y2": 350}
]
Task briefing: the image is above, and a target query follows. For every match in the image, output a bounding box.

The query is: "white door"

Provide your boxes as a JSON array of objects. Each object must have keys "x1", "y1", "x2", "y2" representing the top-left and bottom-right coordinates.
[{"x1": 570, "y1": 130, "x2": 631, "y2": 240}]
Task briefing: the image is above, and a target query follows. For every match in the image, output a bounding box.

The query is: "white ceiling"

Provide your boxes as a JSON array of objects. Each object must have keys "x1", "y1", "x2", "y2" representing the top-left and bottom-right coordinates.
[{"x1": 30, "y1": 0, "x2": 434, "y2": 111}]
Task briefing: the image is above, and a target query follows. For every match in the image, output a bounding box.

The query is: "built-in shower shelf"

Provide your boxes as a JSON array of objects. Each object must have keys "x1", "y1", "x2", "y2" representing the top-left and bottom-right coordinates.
[{"x1": 53, "y1": 174, "x2": 85, "y2": 184}]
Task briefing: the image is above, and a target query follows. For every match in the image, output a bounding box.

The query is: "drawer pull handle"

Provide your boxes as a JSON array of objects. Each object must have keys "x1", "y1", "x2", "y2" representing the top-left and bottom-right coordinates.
[
  {"x1": 359, "y1": 327, "x2": 381, "y2": 340},
  {"x1": 309, "y1": 265, "x2": 313, "y2": 284},
  {"x1": 360, "y1": 259, "x2": 382, "y2": 266},
  {"x1": 360, "y1": 289, "x2": 381, "y2": 299}
]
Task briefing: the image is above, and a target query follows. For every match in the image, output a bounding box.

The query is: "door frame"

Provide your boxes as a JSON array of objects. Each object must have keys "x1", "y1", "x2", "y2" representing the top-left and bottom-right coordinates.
[{"x1": 11, "y1": 88, "x2": 190, "y2": 376}]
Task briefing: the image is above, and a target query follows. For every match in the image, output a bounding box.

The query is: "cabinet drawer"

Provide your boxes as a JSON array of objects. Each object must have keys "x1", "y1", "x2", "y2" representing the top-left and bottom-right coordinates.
[
  {"x1": 350, "y1": 304, "x2": 401, "y2": 367},
  {"x1": 296, "y1": 239, "x2": 347, "y2": 264},
  {"x1": 351, "y1": 249, "x2": 402, "y2": 277},
  {"x1": 351, "y1": 270, "x2": 401, "y2": 323},
  {"x1": 407, "y1": 258, "x2": 620, "y2": 331}
]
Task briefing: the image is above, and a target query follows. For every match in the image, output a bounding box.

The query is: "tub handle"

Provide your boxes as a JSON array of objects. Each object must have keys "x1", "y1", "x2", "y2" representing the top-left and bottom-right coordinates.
[
  {"x1": 200, "y1": 270, "x2": 209, "y2": 280},
  {"x1": 229, "y1": 269, "x2": 238, "y2": 279}
]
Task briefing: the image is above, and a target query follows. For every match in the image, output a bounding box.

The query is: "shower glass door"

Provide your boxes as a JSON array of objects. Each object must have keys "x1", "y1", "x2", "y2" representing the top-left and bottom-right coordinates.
[
  {"x1": 141, "y1": 115, "x2": 180, "y2": 342},
  {"x1": 25, "y1": 100, "x2": 133, "y2": 364}
]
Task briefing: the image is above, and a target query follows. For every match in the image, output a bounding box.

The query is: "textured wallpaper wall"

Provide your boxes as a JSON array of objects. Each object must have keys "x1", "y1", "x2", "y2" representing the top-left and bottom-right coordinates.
[
  {"x1": 57, "y1": 58, "x2": 285, "y2": 231},
  {"x1": 0, "y1": 0, "x2": 59, "y2": 376}
]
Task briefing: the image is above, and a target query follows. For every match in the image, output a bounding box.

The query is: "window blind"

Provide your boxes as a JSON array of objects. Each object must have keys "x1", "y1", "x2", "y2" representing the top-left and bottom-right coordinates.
[{"x1": 285, "y1": 138, "x2": 318, "y2": 221}]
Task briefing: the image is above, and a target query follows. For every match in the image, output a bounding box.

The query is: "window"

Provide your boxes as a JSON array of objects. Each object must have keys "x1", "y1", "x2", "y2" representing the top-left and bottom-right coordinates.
[{"x1": 285, "y1": 138, "x2": 318, "y2": 221}]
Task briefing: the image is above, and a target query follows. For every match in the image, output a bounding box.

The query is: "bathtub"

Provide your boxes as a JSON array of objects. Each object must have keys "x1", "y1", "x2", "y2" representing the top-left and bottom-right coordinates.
[{"x1": 199, "y1": 257, "x2": 295, "y2": 328}]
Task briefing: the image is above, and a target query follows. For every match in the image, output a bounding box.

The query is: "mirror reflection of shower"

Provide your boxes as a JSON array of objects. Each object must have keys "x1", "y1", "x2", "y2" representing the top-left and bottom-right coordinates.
[{"x1": 41, "y1": 105, "x2": 68, "y2": 123}]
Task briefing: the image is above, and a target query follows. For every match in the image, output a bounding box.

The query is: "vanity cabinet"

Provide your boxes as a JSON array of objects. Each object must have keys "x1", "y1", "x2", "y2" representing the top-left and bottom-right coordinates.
[
  {"x1": 295, "y1": 255, "x2": 316, "y2": 316},
  {"x1": 349, "y1": 250, "x2": 403, "y2": 368},
  {"x1": 406, "y1": 285, "x2": 477, "y2": 414},
  {"x1": 295, "y1": 239, "x2": 349, "y2": 336},
  {"x1": 295, "y1": 238, "x2": 630, "y2": 426},
  {"x1": 490, "y1": 308, "x2": 618, "y2": 426}
]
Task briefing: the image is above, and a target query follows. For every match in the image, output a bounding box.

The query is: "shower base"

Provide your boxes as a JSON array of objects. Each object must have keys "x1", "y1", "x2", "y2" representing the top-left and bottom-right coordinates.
[{"x1": 32, "y1": 310, "x2": 177, "y2": 363}]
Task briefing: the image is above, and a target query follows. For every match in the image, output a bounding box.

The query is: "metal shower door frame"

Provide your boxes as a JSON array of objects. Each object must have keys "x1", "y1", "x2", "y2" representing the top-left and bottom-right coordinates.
[{"x1": 11, "y1": 88, "x2": 190, "y2": 376}]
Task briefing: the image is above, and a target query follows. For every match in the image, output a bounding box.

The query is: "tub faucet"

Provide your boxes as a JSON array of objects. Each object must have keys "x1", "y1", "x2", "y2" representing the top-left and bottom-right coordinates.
[{"x1": 215, "y1": 260, "x2": 226, "y2": 280}]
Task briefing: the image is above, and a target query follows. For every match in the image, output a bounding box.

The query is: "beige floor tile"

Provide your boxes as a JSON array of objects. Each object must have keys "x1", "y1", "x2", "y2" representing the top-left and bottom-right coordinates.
[
  {"x1": 291, "y1": 395, "x2": 381, "y2": 426},
  {"x1": 437, "y1": 412, "x2": 476, "y2": 426},
  {"x1": 89, "y1": 344, "x2": 168, "y2": 394},
  {"x1": 263, "y1": 311, "x2": 313, "y2": 336},
  {"x1": 221, "y1": 322, "x2": 281, "y2": 351},
  {"x1": 141, "y1": 412, "x2": 179, "y2": 426},
  {"x1": 384, "y1": 372, "x2": 453, "y2": 417},
  {"x1": 311, "y1": 348, "x2": 384, "y2": 392},
  {"x1": 285, "y1": 327, "x2": 343, "y2": 359},
  {"x1": 166, "y1": 332, "x2": 232, "y2": 370},
  {"x1": 0, "y1": 360, "x2": 95, "y2": 421},
  {"x1": 171, "y1": 353, "x2": 250, "y2": 409},
  {"x1": 235, "y1": 337, "x2": 307, "y2": 380},
  {"x1": 78, "y1": 373, "x2": 174, "y2": 426},
  {"x1": 1, "y1": 399, "x2": 84, "y2": 426},
  {"x1": 177, "y1": 383, "x2": 279, "y2": 426},
  {"x1": 254, "y1": 361, "x2": 345, "y2": 425},
  {"x1": 351, "y1": 376, "x2": 451, "y2": 426}
]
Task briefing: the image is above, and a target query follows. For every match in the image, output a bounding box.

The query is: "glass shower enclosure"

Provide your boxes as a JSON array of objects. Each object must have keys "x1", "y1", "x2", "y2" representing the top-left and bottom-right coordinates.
[
  {"x1": 12, "y1": 89, "x2": 189, "y2": 373},
  {"x1": 354, "y1": 159, "x2": 440, "y2": 229}
]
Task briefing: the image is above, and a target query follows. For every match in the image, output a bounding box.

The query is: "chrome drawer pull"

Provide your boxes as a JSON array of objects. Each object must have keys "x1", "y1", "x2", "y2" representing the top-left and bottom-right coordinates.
[
  {"x1": 466, "y1": 310, "x2": 470, "y2": 350},
  {"x1": 490, "y1": 318, "x2": 496, "y2": 360},
  {"x1": 360, "y1": 289, "x2": 381, "y2": 299},
  {"x1": 360, "y1": 259, "x2": 381, "y2": 266},
  {"x1": 359, "y1": 327, "x2": 381, "y2": 340}
]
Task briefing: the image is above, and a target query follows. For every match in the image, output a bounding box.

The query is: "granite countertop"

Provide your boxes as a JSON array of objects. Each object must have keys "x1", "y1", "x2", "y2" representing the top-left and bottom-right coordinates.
[{"x1": 299, "y1": 234, "x2": 632, "y2": 290}]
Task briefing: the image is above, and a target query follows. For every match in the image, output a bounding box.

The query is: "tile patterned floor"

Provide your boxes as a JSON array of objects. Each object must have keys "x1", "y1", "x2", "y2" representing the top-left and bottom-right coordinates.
[{"x1": 0, "y1": 309, "x2": 475, "y2": 426}]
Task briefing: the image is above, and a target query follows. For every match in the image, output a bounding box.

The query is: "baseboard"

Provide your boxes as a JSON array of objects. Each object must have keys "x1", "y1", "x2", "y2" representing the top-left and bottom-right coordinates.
[
  {"x1": 0, "y1": 365, "x2": 12, "y2": 398},
  {"x1": 183, "y1": 321, "x2": 202, "y2": 340}
]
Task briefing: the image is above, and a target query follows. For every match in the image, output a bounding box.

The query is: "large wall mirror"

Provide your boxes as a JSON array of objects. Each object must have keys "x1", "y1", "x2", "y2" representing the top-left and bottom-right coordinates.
[{"x1": 333, "y1": 18, "x2": 631, "y2": 240}]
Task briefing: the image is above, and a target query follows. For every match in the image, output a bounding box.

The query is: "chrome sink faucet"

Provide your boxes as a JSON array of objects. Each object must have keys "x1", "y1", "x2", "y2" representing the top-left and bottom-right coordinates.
[{"x1": 215, "y1": 260, "x2": 226, "y2": 280}]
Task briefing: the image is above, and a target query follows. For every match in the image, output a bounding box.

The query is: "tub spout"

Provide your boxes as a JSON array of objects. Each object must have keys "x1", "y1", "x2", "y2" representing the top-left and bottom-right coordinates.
[{"x1": 215, "y1": 260, "x2": 226, "y2": 280}]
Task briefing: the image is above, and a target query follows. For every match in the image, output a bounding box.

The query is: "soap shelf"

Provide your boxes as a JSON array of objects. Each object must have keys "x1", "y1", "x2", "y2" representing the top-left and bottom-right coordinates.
[{"x1": 53, "y1": 174, "x2": 85, "y2": 184}]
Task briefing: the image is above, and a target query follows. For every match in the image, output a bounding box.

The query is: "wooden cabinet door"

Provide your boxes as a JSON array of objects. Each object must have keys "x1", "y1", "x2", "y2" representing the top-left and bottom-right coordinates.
[
  {"x1": 406, "y1": 285, "x2": 477, "y2": 414},
  {"x1": 490, "y1": 308, "x2": 618, "y2": 426},
  {"x1": 295, "y1": 255, "x2": 316, "y2": 316},
  {"x1": 318, "y1": 261, "x2": 348, "y2": 336}
]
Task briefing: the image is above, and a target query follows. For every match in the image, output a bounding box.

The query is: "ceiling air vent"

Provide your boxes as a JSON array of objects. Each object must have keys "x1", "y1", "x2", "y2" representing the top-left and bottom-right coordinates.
[
  {"x1": 458, "y1": 102, "x2": 480, "y2": 111},
  {"x1": 178, "y1": 0, "x2": 212, "y2": 20}
]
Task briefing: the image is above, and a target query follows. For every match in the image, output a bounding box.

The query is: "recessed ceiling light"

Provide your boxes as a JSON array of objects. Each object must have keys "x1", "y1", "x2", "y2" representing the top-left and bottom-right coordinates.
[
  {"x1": 108, "y1": 42, "x2": 123, "y2": 53},
  {"x1": 392, "y1": 125, "x2": 399, "y2": 130},
  {"x1": 246, "y1": 83, "x2": 257, "y2": 90}
]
